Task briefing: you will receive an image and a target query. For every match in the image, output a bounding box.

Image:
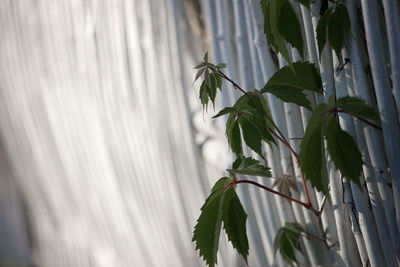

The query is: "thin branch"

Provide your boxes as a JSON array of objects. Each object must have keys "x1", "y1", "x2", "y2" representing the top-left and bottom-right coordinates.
[
  {"x1": 300, "y1": 231, "x2": 330, "y2": 249},
  {"x1": 217, "y1": 70, "x2": 250, "y2": 96},
  {"x1": 300, "y1": 232, "x2": 325, "y2": 243},
  {"x1": 268, "y1": 127, "x2": 299, "y2": 158},
  {"x1": 268, "y1": 127, "x2": 312, "y2": 206},
  {"x1": 235, "y1": 179, "x2": 312, "y2": 209},
  {"x1": 335, "y1": 109, "x2": 382, "y2": 130},
  {"x1": 264, "y1": 113, "x2": 291, "y2": 146}
]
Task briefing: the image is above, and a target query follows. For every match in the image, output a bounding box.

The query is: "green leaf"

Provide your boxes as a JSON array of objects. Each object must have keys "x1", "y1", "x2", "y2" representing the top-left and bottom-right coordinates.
[
  {"x1": 300, "y1": 103, "x2": 330, "y2": 194},
  {"x1": 194, "y1": 62, "x2": 207, "y2": 69},
  {"x1": 278, "y1": 0, "x2": 304, "y2": 57},
  {"x1": 300, "y1": 121, "x2": 329, "y2": 194},
  {"x1": 203, "y1": 177, "x2": 231, "y2": 206},
  {"x1": 194, "y1": 177, "x2": 249, "y2": 267},
  {"x1": 204, "y1": 51, "x2": 209, "y2": 63},
  {"x1": 266, "y1": 87, "x2": 311, "y2": 109},
  {"x1": 206, "y1": 74, "x2": 218, "y2": 106},
  {"x1": 244, "y1": 112, "x2": 276, "y2": 146},
  {"x1": 328, "y1": 94, "x2": 336, "y2": 107},
  {"x1": 228, "y1": 155, "x2": 272, "y2": 177},
  {"x1": 205, "y1": 68, "x2": 211, "y2": 88},
  {"x1": 262, "y1": 62, "x2": 323, "y2": 110},
  {"x1": 194, "y1": 67, "x2": 206, "y2": 83},
  {"x1": 269, "y1": 0, "x2": 292, "y2": 64},
  {"x1": 222, "y1": 190, "x2": 249, "y2": 264},
  {"x1": 260, "y1": 0, "x2": 276, "y2": 48},
  {"x1": 200, "y1": 81, "x2": 209, "y2": 109},
  {"x1": 260, "y1": 0, "x2": 292, "y2": 64},
  {"x1": 193, "y1": 177, "x2": 232, "y2": 267},
  {"x1": 243, "y1": 95, "x2": 277, "y2": 146},
  {"x1": 329, "y1": 4, "x2": 351, "y2": 60},
  {"x1": 316, "y1": 7, "x2": 333, "y2": 57},
  {"x1": 231, "y1": 94, "x2": 276, "y2": 146},
  {"x1": 212, "y1": 107, "x2": 236, "y2": 118},
  {"x1": 328, "y1": 11, "x2": 343, "y2": 60},
  {"x1": 316, "y1": 4, "x2": 351, "y2": 60},
  {"x1": 280, "y1": 234, "x2": 297, "y2": 263},
  {"x1": 215, "y1": 74, "x2": 223, "y2": 91},
  {"x1": 260, "y1": 0, "x2": 306, "y2": 63},
  {"x1": 226, "y1": 115, "x2": 243, "y2": 156},
  {"x1": 258, "y1": 94, "x2": 276, "y2": 131},
  {"x1": 326, "y1": 119, "x2": 362, "y2": 186},
  {"x1": 217, "y1": 63, "x2": 227, "y2": 69},
  {"x1": 239, "y1": 116, "x2": 265, "y2": 159},
  {"x1": 274, "y1": 222, "x2": 304, "y2": 266},
  {"x1": 264, "y1": 61, "x2": 323, "y2": 93},
  {"x1": 336, "y1": 96, "x2": 377, "y2": 121}
]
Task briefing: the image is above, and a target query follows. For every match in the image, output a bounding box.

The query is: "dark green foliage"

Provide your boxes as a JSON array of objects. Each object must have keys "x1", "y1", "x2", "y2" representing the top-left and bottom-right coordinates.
[
  {"x1": 316, "y1": 8, "x2": 331, "y2": 57},
  {"x1": 199, "y1": 73, "x2": 222, "y2": 109},
  {"x1": 277, "y1": 0, "x2": 304, "y2": 57},
  {"x1": 299, "y1": 103, "x2": 330, "y2": 194},
  {"x1": 294, "y1": 0, "x2": 310, "y2": 9},
  {"x1": 195, "y1": 67, "x2": 206, "y2": 82},
  {"x1": 260, "y1": 0, "x2": 304, "y2": 63},
  {"x1": 274, "y1": 222, "x2": 305, "y2": 266},
  {"x1": 212, "y1": 107, "x2": 236, "y2": 118},
  {"x1": 326, "y1": 119, "x2": 362, "y2": 186},
  {"x1": 193, "y1": 177, "x2": 249, "y2": 267},
  {"x1": 262, "y1": 62, "x2": 323, "y2": 110},
  {"x1": 300, "y1": 99, "x2": 366, "y2": 193},
  {"x1": 206, "y1": 74, "x2": 218, "y2": 104},
  {"x1": 316, "y1": 3, "x2": 351, "y2": 60},
  {"x1": 194, "y1": 55, "x2": 224, "y2": 110},
  {"x1": 239, "y1": 93, "x2": 277, "y2": 146},
  {"x1": 193, "y1": 177, "x2": 231, "y2": 267},
  {"x1": 222, "y1": 190, "x2": 249, "y2": 264},
  {"x1": 223, "y1": 92, "x2": 278, "y2": 157},
  {"x1": 302, "y1": 122, "x2": 329, "y2": 193},
  {"x1": 217, "y1": 63, "x2": 227, "y2": 69},
  {"x1": 200, "y1": 81, "x2": 209, "y2": 109},
  {"x1": 239, "y1": 115, "x2": 265, "y2": 159},
  {"x1": 228, "y1": 155, "x2": 272, "y2": 177},
  {"x1": 193, "y1": 22, "x2": 377, "y2": 263},
  {"x1": 336, "y1": 96, "x2": 377, "y2": 121},
  {"x1": 226, "y1": 116, "x2": 243, "y2": 156}
]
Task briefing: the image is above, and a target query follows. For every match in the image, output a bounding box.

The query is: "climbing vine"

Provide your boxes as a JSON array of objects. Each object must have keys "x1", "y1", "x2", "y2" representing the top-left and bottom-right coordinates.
[{"x1": 192, "y1": 0, "x2": 380, "y2": 266}]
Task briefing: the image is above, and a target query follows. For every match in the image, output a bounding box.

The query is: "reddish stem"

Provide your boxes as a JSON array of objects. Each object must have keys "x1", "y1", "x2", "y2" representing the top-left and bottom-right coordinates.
[
  {"x1": 335, "y1": 109, "x2": 382, "y2": 130},
  {"x1": 268, "y1": 127, "x2": 312, "y2": 207},
  {"x1": 235, "y1": 180, "x2": 311, "y2": 209},
  {"x1": 218, "y1": 70, "x2": 250, "y2": 96},
  {"x1": 269, "y1": 127, "x2": 299, "y2": 158}
]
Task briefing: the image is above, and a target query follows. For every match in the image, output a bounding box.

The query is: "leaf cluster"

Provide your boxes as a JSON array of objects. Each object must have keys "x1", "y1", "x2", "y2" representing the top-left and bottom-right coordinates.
[
  {"x1": 214, "y1": 61, "x2": 323, "y2": 162},
  {"x1": 192, "y1": 0, "x2": 378, "y2": 261},
  {"x1": 262, "y1": 62, "x2": 323, "y2": 110},
  {"x1": 194, "y1": 52, "x2": 224, "y2": 110},
  {"x1": 192, "y1": 177, "x2": 248, "y2": 267},
  {"x1": 228, "y1": 155, "x2": 272, "y2": 177},
  {"x1": 300, "y1": 96, "x2": 376, "y2": 194},
  {"x1": 274, "y1": 222, "x2": 305, "y2": 266},
  {"x1": 260, "y1": 0, "x2": 310, "y2": 64},
  {"x1": 316, "y1": 2, "x2": 351, "y2": 61}
]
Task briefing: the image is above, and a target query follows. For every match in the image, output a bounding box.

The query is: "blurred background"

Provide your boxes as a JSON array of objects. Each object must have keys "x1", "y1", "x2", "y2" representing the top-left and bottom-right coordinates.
[{"x1": 0, "y1": 0, "x2": 215, "y2": 266}]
